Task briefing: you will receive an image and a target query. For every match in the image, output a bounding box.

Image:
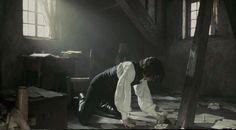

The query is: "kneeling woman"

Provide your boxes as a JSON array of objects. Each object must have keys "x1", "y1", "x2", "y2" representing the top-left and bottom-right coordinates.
[{"x1": 77, "y1": 57, "x2": 165, "y2": 128}]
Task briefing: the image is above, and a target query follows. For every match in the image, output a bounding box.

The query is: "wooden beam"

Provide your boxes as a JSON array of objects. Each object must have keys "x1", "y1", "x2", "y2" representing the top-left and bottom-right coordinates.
[
  {"x1": 116, "y1": 0, "x2": 158, "y2": 45},
  {"x1": 176, "y1": 0, "x2": 214, "y2": 128}
]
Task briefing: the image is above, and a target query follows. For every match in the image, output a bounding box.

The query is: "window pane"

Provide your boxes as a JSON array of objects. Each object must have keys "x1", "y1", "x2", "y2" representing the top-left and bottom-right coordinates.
[
  {"x1": 52, "y1": 0, "x2": 56, "y2": 11},
  {"x1": 28, "y1": 12, "x2": 35, "y2": 24},
  {"x1": 191, "y1": 29, "x2": 195, "y2": 37},
  {"x1": 48, "y1": 0, "x2": 52, "y2": 12},
  {"x1": 37, "y1": 14, "x2": 46, "y2": 25},
  {"x1": 23, "y1": 24, "x2": 36, "y2": 36},
  {"x1": 191, "y1": 20, "x2": 197, "y2": 28},
  {"x1": 23, "y1": 24, "x2": 29, "y2": 36},
  {"x1": 191, "y1": 11, "x2": 198, "y2": 20},
  {"x1": 23, "y1": 0, "x2": 28, "y2": 10},
  {"x1": 196, "y1": 2, "x2": 200, "y2": 9},
  {"x1": 28, "y1": 24, "x2": 36, "y2": 36},
  {"x1": 23, "y1": 11, "x2": 28, "y2": 23},
  {"x1": 48, "y1": 0, "x2": 56, "y2": 12},
  {"x1": 45, "y1": 26, "x2": 50, "y2": 38},
  {"x1": 191, "y1": 3, "x2": 197, "y2": 11},
  {"x1": 37, "y1": 26, "x2": 44, "y2": 37},
  {"x1": 188, "y1": 1, "x2": 216, "y2": 37},
  {"x1": 37, "y1": 1, "x2": 44, "y2": 13},
  {"x1": 37, "y1": 26, "x2": 50, "y2": 38},
  {"x1": 28, "y1": 0, "x2": 35, "y2": 11}
]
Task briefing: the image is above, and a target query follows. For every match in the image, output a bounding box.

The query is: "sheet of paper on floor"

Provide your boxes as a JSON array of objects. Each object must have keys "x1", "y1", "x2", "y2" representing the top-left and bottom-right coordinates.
[
  {"x1": 154, "y1": 124, "x2": 168, "y2": 129},
  {"x1": 212, "y1": 119, "x2": 236, "y2": 129},
  {"x1": 152, "y1": 96, "x2": 181, "y2": 101},
  {"x1": 30, "y1": 53, "x2": 51, "y2": 57},
  {"x1": 194, "y1": 113, "x2": 224, "y2": 124},
  {"x1": 28, "y1": 87, "x2": 63, "y2": 98}
]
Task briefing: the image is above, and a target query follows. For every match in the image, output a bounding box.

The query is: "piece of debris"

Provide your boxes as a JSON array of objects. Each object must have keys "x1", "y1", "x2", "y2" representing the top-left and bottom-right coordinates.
[
  {"x1": 212, "y1": 119, "x2": 236, "y2": 129},
  {"x1": 207, "y1": 102, "x2": 221, "y2": 110},
  {"x1": 6, "y1": 108, "x2": 30, "y2": 129},
  {"x1": 194, "y1": 113, "x2": 223, "y2": 124}
]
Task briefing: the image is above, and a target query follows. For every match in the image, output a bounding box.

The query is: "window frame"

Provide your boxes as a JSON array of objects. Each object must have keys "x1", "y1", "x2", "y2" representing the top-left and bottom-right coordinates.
[
  {"x1": 183, "y1": 0, "x2": 219, "y2": 39},
  {"x1": 22, "y1": 0, "x2": 54, "y2": 40}
]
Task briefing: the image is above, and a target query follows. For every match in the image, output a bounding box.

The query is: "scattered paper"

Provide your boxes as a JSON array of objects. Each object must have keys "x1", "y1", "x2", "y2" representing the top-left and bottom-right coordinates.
[
  {"x1": 28, "y1": 87, "x2": 63, "y2": 98},
  {"x1": 61, "y1": 50, "x2": 82, "y2": 54},
  {"x1": 212, "y1": 119, "x2": 236, "y2": 129},
  {"x1": 61, "y1": 50, "x2": 82, "y2": 58},
  {"x1": 152, "y1": 96, "x2": 181, "y2": 101},
  {"x1": 30, "y1": 53, "x2": 51, "y2": 58},
  {"x1": 194, "y1": 113, "x2": 223, "y2": 124},
  {"x1": 154, "y1": 124, "x2": 168, "y2": 129}
]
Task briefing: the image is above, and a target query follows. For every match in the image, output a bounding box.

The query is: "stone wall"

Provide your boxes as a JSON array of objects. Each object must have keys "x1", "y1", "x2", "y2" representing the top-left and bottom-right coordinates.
[{"x1": 163, "y1": 0, "x2": 236, "y2": 97}]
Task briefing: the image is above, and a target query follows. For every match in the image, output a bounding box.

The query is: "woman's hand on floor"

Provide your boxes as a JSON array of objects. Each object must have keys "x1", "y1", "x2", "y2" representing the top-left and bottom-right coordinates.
[
  {"x1": 122, "y1": 118, "x2": 136, "y2": 128},
  {"x1": 156, "y1": 111, "x2": 168, "y2": 124}
]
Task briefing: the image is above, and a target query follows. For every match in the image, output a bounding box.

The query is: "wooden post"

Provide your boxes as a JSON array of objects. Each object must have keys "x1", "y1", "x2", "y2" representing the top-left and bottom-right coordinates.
[
  {"x1": 16, "y1": 86, "x2": 28, "y2": 121},
  {"x1": 176, "y1": 0, "x2": 214, "y2": 128}
]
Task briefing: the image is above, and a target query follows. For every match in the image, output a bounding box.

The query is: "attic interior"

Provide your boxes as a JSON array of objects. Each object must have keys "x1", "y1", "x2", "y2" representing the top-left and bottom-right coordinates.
[{"x1": 0, "y1": 0, "x2": 236, "y2": 129}]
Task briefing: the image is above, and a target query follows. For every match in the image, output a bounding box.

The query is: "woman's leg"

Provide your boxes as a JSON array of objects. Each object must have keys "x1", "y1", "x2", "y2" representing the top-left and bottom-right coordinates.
[{"x1": 77, "y1": 77, "x2": 104, "y2": 125}]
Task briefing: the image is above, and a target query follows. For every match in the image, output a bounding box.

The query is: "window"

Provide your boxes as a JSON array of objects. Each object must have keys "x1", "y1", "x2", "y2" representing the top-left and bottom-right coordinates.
[
  {"x1": 190, "y1": 1, "x2": 200, "y2": 37},
  {"x1": 23, "y1": 0, "x2": 56, "y2": 39},
  {"x1": 183, "y1": 0, "x2": 218, "y2": 38}
]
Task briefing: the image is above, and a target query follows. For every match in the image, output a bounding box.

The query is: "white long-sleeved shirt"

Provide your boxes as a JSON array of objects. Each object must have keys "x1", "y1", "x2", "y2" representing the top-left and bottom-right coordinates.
[{"x1": 114, "y1": 61, "x2": 157, "y2": 120}]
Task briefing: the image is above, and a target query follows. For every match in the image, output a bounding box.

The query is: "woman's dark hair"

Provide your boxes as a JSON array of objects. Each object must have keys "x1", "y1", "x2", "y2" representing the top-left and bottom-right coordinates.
[{"x1": 141, "y1": 57, "x2": 165, "y2": 81}]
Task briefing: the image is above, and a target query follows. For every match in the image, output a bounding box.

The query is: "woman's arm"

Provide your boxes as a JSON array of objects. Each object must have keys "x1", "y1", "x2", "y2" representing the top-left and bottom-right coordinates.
[{"x1": 114, "y1": 61, "x2": 135, "y2": 120}]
